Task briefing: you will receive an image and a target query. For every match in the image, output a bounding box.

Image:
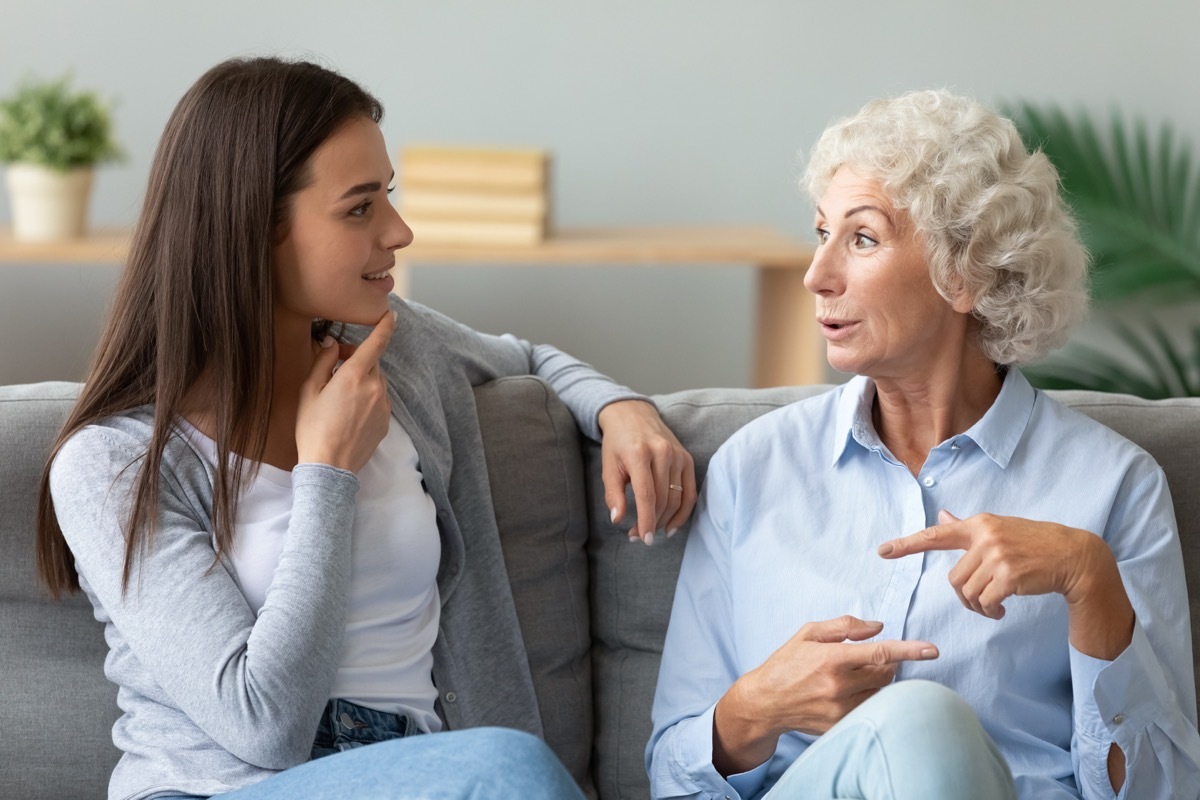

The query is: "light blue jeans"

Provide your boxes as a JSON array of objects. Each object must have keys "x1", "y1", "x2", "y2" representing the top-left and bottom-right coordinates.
[
  {"x1": 164, "y1": 726, "x2": 585, "y2": 800},
  {"x1": 762, "y1": 680, "x2": 1016, "y2": 800}
]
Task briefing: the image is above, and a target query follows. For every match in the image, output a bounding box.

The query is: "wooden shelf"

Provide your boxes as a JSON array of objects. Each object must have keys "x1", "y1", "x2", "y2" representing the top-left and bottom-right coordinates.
[
  {"x1": 0, "y1": 227, "x2": 131, "y2": 262},
  {"x1": 400, "y1": 226, "x2": 812, "y2": 268},
  {"x1": 0, "y1": 225, "x2": 820, "y2": 386}
]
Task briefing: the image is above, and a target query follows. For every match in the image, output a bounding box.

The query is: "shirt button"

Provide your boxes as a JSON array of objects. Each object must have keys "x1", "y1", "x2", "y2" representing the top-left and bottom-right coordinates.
[
  {"x1": 950, "y1": 442, "x2": 960, "y2": 451},
  {"x1": 922, "y1": 476, "x2": 936, "y2": 487},
  {"x1": 1113, "y1": 713, "x2": 1125, "y2": 724},
  {"x1": 445, "y1": 691, "x2": 458, "y2": 703}
]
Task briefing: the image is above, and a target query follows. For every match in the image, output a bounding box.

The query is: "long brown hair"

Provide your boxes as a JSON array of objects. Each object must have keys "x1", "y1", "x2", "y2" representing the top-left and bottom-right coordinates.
[{"x1": 36, "y1": 57, "x2": 383, "y2": 596}]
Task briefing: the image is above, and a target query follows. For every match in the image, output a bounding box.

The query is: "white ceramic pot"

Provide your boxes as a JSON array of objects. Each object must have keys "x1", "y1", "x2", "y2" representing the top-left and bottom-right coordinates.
[{"x1": 5, "y1": 163, "x2": 94, "y2": 242}]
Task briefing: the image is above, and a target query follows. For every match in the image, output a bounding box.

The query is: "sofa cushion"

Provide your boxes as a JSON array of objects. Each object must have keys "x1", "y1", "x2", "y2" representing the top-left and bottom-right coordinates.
[
  {"x1": 474, "y1": 376, "x2": 595, "y2": 795},
  {"x1": 0, "y1": 381, "x2": 119, "y2": 800}
]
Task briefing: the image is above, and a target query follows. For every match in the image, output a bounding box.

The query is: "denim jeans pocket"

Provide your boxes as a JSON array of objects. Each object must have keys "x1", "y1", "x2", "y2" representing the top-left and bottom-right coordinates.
[{"x1": 310, "y1": 698, "x2": 422, "y2": 760}]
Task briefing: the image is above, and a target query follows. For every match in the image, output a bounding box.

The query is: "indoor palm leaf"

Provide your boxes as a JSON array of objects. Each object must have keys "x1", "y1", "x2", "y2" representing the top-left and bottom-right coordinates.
[
  {"x1": 1025, "y1": 319, "x2": 1200, "y2": 399},
  {"x1": 1005, "y1": 103, "x2": 1200, "y2": 303}
]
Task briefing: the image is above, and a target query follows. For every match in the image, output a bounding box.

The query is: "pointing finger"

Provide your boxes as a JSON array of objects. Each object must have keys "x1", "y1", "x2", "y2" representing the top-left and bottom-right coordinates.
[
  {"x1": 345, "y1": 309, "x2": 396, "y2": 370},
  {"x1": 851, "y1": 640, "x2": 940, "y2": 667},
  {"x1": 878, "y1": 517, "x2": 971, "y2": 559}
]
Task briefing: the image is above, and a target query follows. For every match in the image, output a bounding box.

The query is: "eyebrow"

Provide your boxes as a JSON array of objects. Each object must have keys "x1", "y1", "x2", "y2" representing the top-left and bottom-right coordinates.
[
  {"x1": 337, "y1": 171, "x2": 396, "y2": 201},
  {"x1": 844, "y1": 204, "x2": 887, "y2": 219},
  {"x1": 815, "y1": 204, "x2": 892, "y2": 225}
]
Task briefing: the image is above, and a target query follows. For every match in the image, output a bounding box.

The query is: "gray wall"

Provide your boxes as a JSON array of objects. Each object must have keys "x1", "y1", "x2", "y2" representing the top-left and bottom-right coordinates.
[{"x1": 2, "y1": 0, "x2": 1198, "y2": 391}]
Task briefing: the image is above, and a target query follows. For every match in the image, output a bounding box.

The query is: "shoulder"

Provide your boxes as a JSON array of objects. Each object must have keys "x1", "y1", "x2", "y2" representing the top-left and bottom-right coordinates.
[
  {"x1": 708, "y1": 384, "x2": 844, "y2": 474},
  {"x1": 1028, "y1": 388, "x2": 1161, "y2": 477},
  {"x1": 53, "y1": 408, "x2": 156, "y2": 478},
  {"x1": 51, "y1": 407, "x2": 210, "y2": 505}
]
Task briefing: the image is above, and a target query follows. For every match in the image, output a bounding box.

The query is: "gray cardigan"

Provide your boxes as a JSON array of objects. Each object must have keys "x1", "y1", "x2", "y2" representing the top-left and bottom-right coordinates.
[{"x1": 49, "y1": 297, "x2": 643, "y2": 800}]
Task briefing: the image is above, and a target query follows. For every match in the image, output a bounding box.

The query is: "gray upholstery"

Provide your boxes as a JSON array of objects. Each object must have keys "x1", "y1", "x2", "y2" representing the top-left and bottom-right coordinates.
[{"x1": 2, "y1": 379, "x2": 1198, "y2": 799}]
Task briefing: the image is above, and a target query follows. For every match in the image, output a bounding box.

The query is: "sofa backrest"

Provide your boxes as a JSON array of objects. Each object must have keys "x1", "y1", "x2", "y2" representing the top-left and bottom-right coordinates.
[
  {"x1": 3, "y1": 379, "x2": 1199, "y2": 800},
  {"x1": 0, "y1": 382, "x2": 118, "y2": 799}
]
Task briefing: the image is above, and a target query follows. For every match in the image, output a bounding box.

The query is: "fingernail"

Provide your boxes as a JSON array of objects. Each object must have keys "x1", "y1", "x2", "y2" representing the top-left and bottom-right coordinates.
[
  {"x1": 920, "y1": 647, "x2": 938, "y2": 659},
  {"x1": 628, "y1": 534, "x2": 639, "y2": 544},
  {"x1": 320, "y1": 335, "x2": 335, "y2": 348},
  {"x1": 867, "y1": 620, "x2": 884, "y2": 628},
  {"x1": 877, "y1": 543, "x2": 894, "y2": 556},
  {"x1": 667, "y1": 527, "x2": 679, "y2": 538},
  {"x1": 644, "y1": 531, "x2": 654, "y2": 546},
  {"x1": 610, "y1": 507, "x2": 619, "y2": 524},
  {"x1": 391, "y1": 310, "x2": 398, "y2": 323}
]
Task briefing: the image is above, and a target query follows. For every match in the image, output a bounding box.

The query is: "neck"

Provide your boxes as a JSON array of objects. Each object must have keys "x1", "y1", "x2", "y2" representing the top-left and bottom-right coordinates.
[
  {"x1": 260, "y1": 312, "x2": 324, "y2": 469},
  {"x1": 181, "y1": 312, "x2": 322, "y2": 471},
  {"x1": 871, "y1": 346, "x2": 1003, "y2": 476}
]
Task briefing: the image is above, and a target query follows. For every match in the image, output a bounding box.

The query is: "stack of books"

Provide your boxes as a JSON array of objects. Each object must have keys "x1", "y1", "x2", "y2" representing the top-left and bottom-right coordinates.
[{"x1": 399, "y1": 146, "x2": 550, "y2": 246}]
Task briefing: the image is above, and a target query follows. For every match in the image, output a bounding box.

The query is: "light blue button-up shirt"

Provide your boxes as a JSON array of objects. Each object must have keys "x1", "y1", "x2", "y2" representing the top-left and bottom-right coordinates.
[{"x1": 648, "y1": 369, "x2": 1200, "y2": 799}]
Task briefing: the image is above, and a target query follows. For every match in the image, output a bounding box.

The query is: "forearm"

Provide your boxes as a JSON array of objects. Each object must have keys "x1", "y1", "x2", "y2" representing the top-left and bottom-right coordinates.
[
  {"x1": 528, "y1": 341, "x2": 645, "y2": 440},
  {"x1": 712, "y1": 675, "x2": 779, "y2": 777},
  {"x1": 1064, "y1": 533, "x2": 1134, "y2": 661}
]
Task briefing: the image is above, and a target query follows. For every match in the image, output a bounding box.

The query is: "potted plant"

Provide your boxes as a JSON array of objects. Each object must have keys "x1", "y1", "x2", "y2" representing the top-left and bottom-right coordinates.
[{"x1": 0, "y1": 74, "x2": 122, "y2": 242}]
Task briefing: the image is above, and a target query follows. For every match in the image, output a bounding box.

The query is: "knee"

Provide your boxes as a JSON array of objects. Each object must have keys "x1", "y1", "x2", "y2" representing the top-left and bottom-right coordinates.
[
  {"x1": 447, "y1": 728, "x2": 578, "y2": 796},
  {"x1": 873, "y1": 679, "x2": 976, "y2": 728},
  {"x1": 453, "y1": 727, "x2": 557, "y2": 768}
]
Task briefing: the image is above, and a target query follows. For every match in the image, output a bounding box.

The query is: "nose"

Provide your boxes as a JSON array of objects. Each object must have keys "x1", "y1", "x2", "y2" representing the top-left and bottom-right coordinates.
[
  {"x1": 384, "y1": 202, "x2": 414, "y2": 252},
  {"x1": 803, "y1": 239, "x2": 843, "y2": 297}
]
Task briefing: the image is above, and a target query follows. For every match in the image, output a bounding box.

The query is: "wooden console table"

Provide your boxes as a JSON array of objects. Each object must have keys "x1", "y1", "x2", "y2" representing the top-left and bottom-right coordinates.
[{"x1": 0, "y1": 226, "x2": 819, "y2": 387}]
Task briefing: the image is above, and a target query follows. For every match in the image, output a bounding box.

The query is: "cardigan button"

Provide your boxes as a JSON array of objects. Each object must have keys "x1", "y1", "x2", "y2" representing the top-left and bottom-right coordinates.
[{"x1": 445, "y1": 692, "x2": 458, "y2": 703}]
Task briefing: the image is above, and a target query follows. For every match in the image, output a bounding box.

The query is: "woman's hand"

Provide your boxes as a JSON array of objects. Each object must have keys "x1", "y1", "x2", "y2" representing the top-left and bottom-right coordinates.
[
  {"x1": 712, "y1": 615, "x2": 938, "y2": 776},
  {"x1": 295, "y1": 310, "x2": 395, "y2": 473},
  {"x1": 596, "y1": 399, "x2": 696, "y2": 544},
  {"x1": 879, "y1": 510, "x2": 1135, "y2": 659}
]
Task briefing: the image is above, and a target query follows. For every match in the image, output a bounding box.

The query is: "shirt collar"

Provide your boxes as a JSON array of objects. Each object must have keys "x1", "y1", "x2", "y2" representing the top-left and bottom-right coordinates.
[{"x1": 831, "y1": 368, "x2": 1036, "y2": 469}]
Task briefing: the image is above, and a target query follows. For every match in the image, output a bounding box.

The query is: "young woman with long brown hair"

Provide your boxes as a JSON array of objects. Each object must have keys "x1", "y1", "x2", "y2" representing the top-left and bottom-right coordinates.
[{"x1": 36, "y1": 56, "x2": 695, "y2": 800}]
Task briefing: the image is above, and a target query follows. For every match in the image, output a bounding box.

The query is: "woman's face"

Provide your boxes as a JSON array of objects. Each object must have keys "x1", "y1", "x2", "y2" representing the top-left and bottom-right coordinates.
[
  {"x1": 272, "y1": 116, "x2": 412, "y2": 328},
  {"x1": 804, "y1": 165, "x2": 972, "y2": 380}
]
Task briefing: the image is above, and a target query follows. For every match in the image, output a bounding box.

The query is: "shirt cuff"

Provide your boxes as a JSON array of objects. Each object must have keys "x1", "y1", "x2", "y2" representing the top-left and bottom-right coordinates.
[
  {"x1": 1071, "y1": 620, "x2": 1170, "y2": 745},
  {"x1": 671, "y1": 704, "x2": 771, "y2": 800}
]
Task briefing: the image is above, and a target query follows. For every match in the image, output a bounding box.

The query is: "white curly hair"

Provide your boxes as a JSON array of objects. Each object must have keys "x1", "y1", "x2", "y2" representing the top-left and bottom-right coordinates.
[{"x1": 803, "y1": 89, "x2": 1089, "y2": 366}]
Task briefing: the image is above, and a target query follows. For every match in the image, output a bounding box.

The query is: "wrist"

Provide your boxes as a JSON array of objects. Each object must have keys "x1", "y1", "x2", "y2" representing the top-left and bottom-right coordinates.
[
  {"x1": 597, "y1": 398, "x2": 656, "y2": 433},
  {"x1": 1063, "y1": 531, "x2": 1120, "y2": 607},
  {"x1": 713, "y1": 673, "x2": 781, "y2": 776}
]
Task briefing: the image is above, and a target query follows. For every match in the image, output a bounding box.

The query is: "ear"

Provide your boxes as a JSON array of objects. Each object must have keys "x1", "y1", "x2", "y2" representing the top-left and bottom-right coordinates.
[{"x1": 949, "y1": 287, "x2": 975, "y2": 314}]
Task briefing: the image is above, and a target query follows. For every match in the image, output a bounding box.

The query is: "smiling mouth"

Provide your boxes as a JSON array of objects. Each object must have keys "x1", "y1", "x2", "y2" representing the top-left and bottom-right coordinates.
[{"x1": 362, "y1": 269, "x2": 392, "y2": 280}]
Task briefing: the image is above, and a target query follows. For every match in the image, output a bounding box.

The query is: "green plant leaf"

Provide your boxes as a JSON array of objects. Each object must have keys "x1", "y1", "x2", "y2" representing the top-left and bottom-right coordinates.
[
  {"x1": 1027, "y1": 320, "x2": 1200, "y2": 398},
  {"x1": 1003, "y1": 101, "x2": 1200, "y2": 306},
  {"x1": 0, "y1": 73, "x2": 122, "y2": 169}
]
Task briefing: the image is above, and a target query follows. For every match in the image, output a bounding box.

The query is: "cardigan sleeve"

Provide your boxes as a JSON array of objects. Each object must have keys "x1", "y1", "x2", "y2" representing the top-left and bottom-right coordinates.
[
  {"x1": 51, "y1": 423, "x2": 360, "y2": 770},
  {"x1": 392, "y1": 296, "x2": 648, "y2": 442}
]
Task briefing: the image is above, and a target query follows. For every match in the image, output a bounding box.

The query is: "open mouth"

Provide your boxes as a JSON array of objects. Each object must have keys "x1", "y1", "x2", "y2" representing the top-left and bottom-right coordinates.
[
  {"x1": 362, "y1": 269, "x2": 392, "y2": 280},
  {"x1": 820, "y1": 318, "x2": 854, "y2": 330}
]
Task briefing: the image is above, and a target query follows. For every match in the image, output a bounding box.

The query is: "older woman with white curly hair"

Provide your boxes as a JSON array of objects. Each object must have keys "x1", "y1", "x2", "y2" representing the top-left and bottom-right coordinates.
[{"x1": 647, "y1": 90, "x2": 1200, "y2": 800}]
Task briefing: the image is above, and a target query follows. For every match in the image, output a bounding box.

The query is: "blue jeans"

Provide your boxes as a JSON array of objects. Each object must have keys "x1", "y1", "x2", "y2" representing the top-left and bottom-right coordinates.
[
  {"x1": 163, "y1": 700, "x2": 584, "y2": 799},
  {"x1": 763, "y1": 680, "x2": 1016, "y2": 800}
]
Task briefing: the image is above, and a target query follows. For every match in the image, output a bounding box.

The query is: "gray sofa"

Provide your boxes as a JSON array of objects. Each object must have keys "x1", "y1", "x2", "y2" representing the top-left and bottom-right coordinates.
[{"x1": 3, "y1": 378, "x2": 1199, "y2": 799}]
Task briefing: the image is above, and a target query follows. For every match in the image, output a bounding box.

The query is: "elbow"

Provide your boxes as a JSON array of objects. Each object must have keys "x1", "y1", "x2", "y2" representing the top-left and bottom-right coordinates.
[{"x1": 218, "y1": 725, "x2": 313, "y2": 770}]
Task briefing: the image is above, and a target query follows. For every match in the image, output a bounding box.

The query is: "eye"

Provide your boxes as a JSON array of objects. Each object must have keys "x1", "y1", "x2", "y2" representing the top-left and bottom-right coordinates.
[
  {"x1": 815, "y1": 227, "x2": 830, "y2": 245},
  {"x1": 349, "y1": 200, "x2": 373, "y2": 218},
  {"x1": 853, "y1": 232, "x2": 879, "y2": 248}
]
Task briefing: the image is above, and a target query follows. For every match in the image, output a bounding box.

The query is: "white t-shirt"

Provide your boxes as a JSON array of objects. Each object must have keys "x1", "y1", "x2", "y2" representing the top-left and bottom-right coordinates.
[{"x1": 182, "y1": 416, "x2": 443, "y2": 733}]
